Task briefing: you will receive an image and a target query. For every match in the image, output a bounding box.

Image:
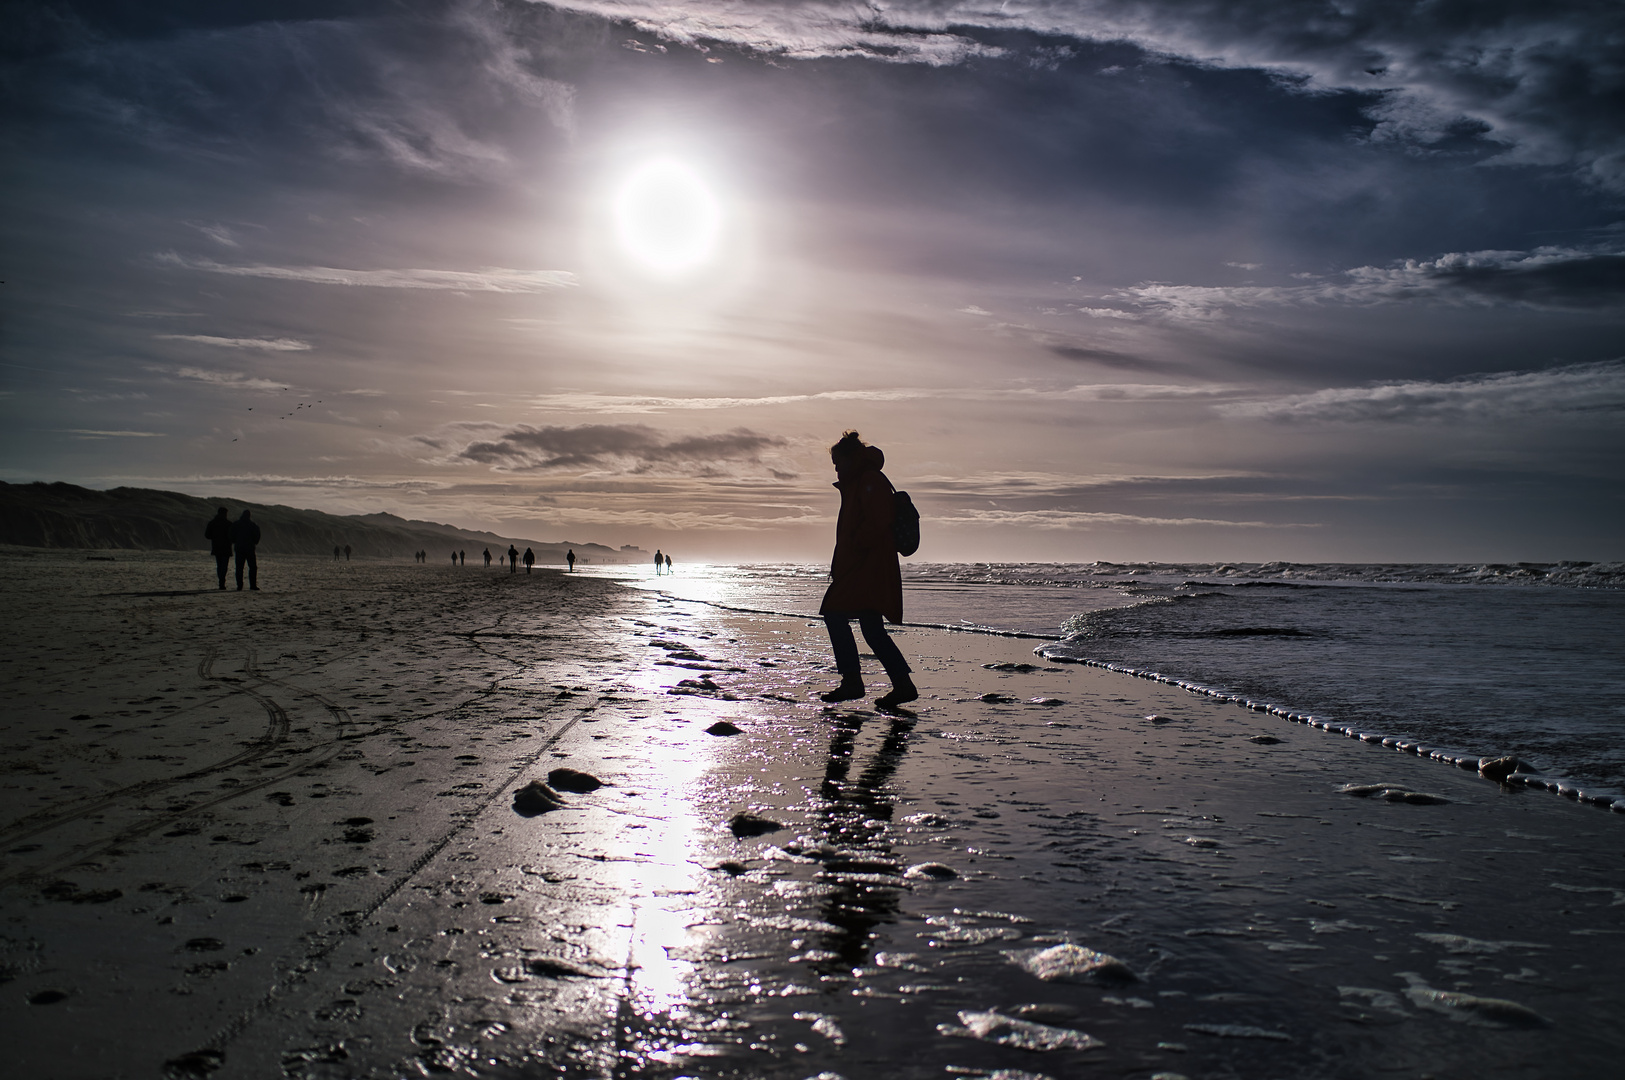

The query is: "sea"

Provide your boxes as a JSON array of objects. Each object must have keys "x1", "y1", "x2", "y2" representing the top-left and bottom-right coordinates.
[{"x1": 588, "y1": 560, "x2": 1625, "y2": 792}]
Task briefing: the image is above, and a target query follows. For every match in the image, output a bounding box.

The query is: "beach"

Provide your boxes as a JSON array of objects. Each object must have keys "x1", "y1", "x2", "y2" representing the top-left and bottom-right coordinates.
[{"x1": 2, "y1": 549, "x2": 1622, "y2": 1079}]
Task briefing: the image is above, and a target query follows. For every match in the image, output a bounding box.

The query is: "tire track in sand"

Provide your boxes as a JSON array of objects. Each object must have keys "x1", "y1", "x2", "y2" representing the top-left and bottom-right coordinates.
[{"x1": 195, "y1": 698, "x2": 602, "y2": 1059}]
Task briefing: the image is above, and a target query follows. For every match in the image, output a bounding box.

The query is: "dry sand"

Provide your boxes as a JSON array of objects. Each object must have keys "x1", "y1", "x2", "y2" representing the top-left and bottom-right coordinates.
[{"x1": 1, "y1": 548, "x2": 1622, "y2": 1080}]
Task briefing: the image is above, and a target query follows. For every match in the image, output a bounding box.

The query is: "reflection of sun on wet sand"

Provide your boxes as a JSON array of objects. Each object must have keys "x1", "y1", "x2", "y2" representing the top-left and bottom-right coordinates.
[{"x1": 2, "y1": 549, "x2": 1622, "y2": 1078}]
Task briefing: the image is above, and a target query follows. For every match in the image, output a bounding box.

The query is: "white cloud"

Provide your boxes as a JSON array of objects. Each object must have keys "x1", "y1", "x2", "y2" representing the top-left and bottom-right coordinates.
[
  {"x1": 522, "y1": 382, "x2": 1230, "y2": 413},
  {"x1": 156, "y1": 334, "x2": 312, "y2": 350},
  {"x1": 60, "y1": 429, "x2": 166, "y2": 438},
  {"x1": 1073, "y1": 306, "x2": 1140, "y2": 320},
  {"x1": 158, "y1": 254, "x2": 576, "y2": 292},
  {"x1": 168, "y1": 368, "x2": 289, "y2": 392},
  {"x1": 515, "y1": 504, "x2": 824, "y2": 531},
  {"x1": 1221, "y1": 360, "x2": 1625, "y2": 423},
  {"x1": 541, "y1": 2, "x2": 1001, "y2": 66},
  {"x1": 1117, "y1": 246, "x2": 1625, "y2": 318},
  {"x1": 190, "y1": 223, "x2": 239, "y2": 247},
  {"x1": 947, "y1": 508, "x2": 1314, "y2": 530}
]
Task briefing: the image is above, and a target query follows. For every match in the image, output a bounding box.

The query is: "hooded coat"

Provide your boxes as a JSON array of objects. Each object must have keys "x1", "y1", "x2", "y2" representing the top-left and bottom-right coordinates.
[{"x1": 819, "y1": 450, "x2": 903, "y2": 624}]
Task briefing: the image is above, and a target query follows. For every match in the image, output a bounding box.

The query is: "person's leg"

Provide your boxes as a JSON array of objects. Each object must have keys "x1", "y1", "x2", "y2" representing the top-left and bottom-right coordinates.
[
  {"x1": 246, "y1": 549, "x2": 258, "y2": 590},
  {"x1": 857, "y1": 612, "x2": 917, "y2": 708},
  {"x1": 215, "y1": 553, "x2": 228, "y2": 589},
  {"x1": 234, "y1": 549, "x2": 245, "y2": 590},
  {"x1": 820, "y1": 614, "x2": 865, "y2": 702}
]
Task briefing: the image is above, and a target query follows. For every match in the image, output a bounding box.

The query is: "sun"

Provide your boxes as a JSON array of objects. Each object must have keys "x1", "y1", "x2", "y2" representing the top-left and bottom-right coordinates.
[{"x1": 611, "y1": 158, "x2": 724, "y2": 276}]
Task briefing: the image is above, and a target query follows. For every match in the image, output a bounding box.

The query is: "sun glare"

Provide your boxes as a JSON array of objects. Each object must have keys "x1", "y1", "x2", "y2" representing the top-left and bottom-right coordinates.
[{"x1": 612, "y1": 159, "x2": 724, "y2": 276}]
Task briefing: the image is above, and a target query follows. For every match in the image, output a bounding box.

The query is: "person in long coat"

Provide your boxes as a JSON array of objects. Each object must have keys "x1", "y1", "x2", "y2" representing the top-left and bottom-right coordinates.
[
  {"x1": 205, "y1": 507, "x2": 233, "y2": 590},
  {"x1": 818, "y1": 430, "x2": 916, "y2": 708}
]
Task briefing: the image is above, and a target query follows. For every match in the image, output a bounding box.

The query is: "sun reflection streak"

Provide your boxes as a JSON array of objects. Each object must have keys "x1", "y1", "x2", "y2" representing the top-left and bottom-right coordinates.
[{"x1": 609, "y1": 708, "x2": 717, "y2": 1018}]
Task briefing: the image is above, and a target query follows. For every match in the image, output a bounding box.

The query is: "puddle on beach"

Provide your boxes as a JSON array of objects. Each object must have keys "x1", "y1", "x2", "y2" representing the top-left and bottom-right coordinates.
[{"x1": 1, "y1": 551, "x2": 1622, "y2": 1078}]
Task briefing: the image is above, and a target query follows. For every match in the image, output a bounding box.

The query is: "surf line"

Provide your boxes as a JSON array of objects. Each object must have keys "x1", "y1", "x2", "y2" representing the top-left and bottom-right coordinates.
[
  {"x1": 653, "y1": 592, "x2": 1063, "y2": 641},
  {"x1": 1038, "y1": 649, "x2": 1625, "y2": 815}
]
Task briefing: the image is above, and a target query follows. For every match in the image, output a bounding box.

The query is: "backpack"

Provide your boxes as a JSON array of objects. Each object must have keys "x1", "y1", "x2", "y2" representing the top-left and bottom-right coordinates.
[{"x1": 893, "y1": 490, "x2": 920, "y2": 557}]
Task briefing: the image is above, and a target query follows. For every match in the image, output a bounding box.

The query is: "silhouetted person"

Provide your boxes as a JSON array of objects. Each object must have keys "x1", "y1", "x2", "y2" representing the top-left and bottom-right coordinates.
[
  {"x1": 566, "y1": 549, "x2": 575, "y2": 572},
  {"x1": 665, "y1": 553, "x2": 672, "y2": 574},
  {"x1": 344, "y1": 544, "x2": 351, "y2": 561},
  {"x1": 206, "y1": 508, "x2": 233, "y2": 590},
  {"x1": 523, "y1": 547, "x2": 535, "y2": 573},
  {"x1": 231, "y1": 509, "x2": 261, "y2": 592},
  {"x1": 333, "y1": 545, "x2": 341, "y2": 560},
  {"x1": 818, "y1": 431, "x2": 915, "y2": 709},
  {"x1": 508, "y1": 545, "x2": 518, "y2": 573},
  {"x1": 654, "y1": 549, "x2": 663, "y2": 575},
  {"x1": 459, "y1": 550, "x2": 466, "y2": 566},
  {"x1": 484, "y1": 548, "x2": 491, "y2": 567}
]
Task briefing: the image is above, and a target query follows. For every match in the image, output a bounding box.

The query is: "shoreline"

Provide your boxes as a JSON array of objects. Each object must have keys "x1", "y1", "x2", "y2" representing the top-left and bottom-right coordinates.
[
  {"x1": 2, "y1": 550, "x2": 1622, "y2": 1078},
  {"x1": 651, "y1": 589, "x2": 1625, "y2": 818}
]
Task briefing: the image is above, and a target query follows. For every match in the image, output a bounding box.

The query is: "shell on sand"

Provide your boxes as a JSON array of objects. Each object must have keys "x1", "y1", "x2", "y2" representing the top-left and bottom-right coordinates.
[
  {"x1": 1400, "y1": 974, "x2": 1548, "y2": 1028},
  {"x1": 940, "y1": 1009, "x2": 1105, "y2": 1051},
  {"x1": 512, "y1": 781, "x2": 566, "y2": 816},
  {"x1": 1005, "y1": 943, "x2": 1138, "y2": 984}
]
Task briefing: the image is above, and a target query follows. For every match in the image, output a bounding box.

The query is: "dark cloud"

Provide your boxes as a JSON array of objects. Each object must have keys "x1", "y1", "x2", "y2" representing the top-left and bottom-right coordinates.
[
  {"x1": 454, "y1": 423, "x2": 789, "y2": 473},
  {"x1": 1414, "y1": 250, "x2": 1625, "y2": 308},
  {"x1": 550, "y1": 0, "x2": 1625, "y2": 191},
  {"x1": 1046, "y1": 344, "x2": 1157, "y2": 370},
  {"x1": 1221, "y1": 359, "x2": 1625, "y2": 424}
]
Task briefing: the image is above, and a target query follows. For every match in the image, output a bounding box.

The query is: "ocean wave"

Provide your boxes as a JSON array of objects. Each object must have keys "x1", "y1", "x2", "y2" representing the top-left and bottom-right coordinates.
[{"x1": 902, "y1": 560, "x2": 1625, "y2": 590}]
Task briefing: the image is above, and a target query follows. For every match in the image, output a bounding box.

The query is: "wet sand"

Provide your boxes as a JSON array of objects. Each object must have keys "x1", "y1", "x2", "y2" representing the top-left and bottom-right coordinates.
[{"x1": 2, "y1": 549, "x2": 1622, "y2": 1079}]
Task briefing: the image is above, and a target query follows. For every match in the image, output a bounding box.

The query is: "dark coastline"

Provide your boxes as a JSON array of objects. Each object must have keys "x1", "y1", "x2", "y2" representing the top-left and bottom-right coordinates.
[{"x1": 0, "y1": 480, "x2": 640, "y2": 563}]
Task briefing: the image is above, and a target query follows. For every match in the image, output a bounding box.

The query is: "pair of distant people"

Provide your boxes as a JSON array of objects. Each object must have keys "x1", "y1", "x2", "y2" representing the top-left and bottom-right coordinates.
[
  {"x1": 333, "y1": 545, "x2": 351, "y2": 560},
  {"x1": 205, "y1": 508, "x2": 260, "y2": 591},
  {"x1": 653, "y1": 550, "x2": 672, "y2": 575}
]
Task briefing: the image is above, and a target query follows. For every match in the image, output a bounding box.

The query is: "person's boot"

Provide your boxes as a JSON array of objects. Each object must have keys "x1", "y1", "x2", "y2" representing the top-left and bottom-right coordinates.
[
  {"x1": 876, "y1": 676, "x2": 919, "y2": 710},
  {"x1": 819, "y1": 678, "x2": 865, "y2": 703}
]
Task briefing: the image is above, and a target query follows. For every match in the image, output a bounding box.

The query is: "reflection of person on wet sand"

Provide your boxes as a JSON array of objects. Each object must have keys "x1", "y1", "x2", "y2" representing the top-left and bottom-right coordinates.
[
  {"x1": 812, "y1": 714, "x2": 914, "y2": 969},
  {"x1": 818, "y1": 431, "x2": 917, "y2": 709},
  {"x1": 206, "y1": 508, "x2": 233, "y2": 590}
]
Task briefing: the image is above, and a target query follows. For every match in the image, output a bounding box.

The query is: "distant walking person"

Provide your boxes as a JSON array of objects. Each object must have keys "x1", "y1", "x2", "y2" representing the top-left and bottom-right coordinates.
[
  {"x1": 665, "y1": 553, "x2": 672, "y2": 574},
  {"x1": 523, "y1": 548, "x2": 535, "y2": 573},
  {"x1": 508, "y1": 545, "x2": 519, "y2": 573},
  {"x1": 484, "y1": 549, "x2": 491, "y2": 567},
  {"x1": 654, "y1": 549, "x2": 664, "y2": 575},
  {"x1": 459, "y1": 550, "x2": 466, "y2": 566},
  {"x1": 818, "y1": 431, "x2": 915, "y2": 708},
  {"x1": 566, "y1": 549, "x2": 576, "y2": 572},
  {"x1": 206, "y1": 508, "x2": 233, "y2": 590},
  {"x1": 231, "y1": 509, "x2": 262, "y2": 592},
  {"x1": 333, "y1": 545, "x2": 341, "y2": 560},
  {"x1": 344, "y1": 544, "x2": 351, "y2": 561}
]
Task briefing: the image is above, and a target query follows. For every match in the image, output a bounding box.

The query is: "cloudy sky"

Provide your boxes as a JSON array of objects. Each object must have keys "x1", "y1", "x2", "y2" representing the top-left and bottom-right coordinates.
[{"x1": 4, "y1": 0, "x2": 1623, "y2": 562}]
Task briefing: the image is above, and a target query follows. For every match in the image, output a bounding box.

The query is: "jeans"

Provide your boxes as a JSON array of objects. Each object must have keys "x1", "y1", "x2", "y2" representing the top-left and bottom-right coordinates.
[
  {"x1": 823, "y1": 611, "x2": 911, "y2": 682},
  {"x1": 234, "y1": 546, "x2": 257, "y2": 589},
  {"x1": 214, "y1": 552, "x2": 230, "y2": 586}
]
